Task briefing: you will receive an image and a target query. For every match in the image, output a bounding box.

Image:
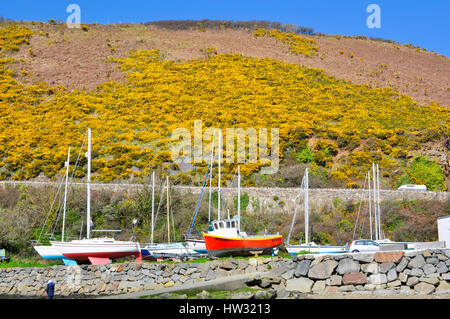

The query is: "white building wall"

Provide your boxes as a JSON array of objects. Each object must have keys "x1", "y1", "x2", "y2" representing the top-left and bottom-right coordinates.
[{"x1": 437, "y1": 216, "x2": 450, "y2": 248}]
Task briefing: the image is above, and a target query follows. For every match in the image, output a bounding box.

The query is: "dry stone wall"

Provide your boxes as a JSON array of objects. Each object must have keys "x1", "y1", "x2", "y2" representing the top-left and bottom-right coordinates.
[
  {"x1": 283, "y1": 249, "x2": 450, "y2": 296},
  {"x1": 1, "y1": 181, "x2": 448, "y2": 214},
  {"x1": 0, "y1": 249, "x2": 449, "y2": 298}
]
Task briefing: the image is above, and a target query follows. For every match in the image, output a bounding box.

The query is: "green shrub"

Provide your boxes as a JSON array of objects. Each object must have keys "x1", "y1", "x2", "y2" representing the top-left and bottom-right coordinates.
[
  {"x1": 336, "y1": 219, "x2": 353, "y2": 233},
  {"x1": 233, "y1": 192, "x2": 249, "y2": 211},
  {"x1": 295, "y1": 145, "x2": 315, "y2": 163},
  {"x1": 332, "y1": 197, "x2": 343, "y2": 208},
  {"x1": 311, "y1": 231, "x2": 330, "y2": 244},
  {"x1": 398, "y1": 155, "x2": 445, "y2": 191}
]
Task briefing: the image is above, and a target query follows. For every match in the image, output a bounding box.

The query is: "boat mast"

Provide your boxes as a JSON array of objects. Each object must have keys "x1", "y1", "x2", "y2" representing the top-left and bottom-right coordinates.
[
  {"x1": 62, "y1": 146, "x2": 71, "y2": 242},
  {"x1": 86, "y1": 128, "x2": 91, "y2": 240},
  {"x1": 372, "y1": 163, "x2": 378, "y2": 240},
  {"x1": 208, "y1": 134, "x2": 215, "y2": 223},
  {"x1": 166, "y1": 175, "x2": 170, "y2": 244},
  {"x1": 305, "y1": 168, "x2": 309, "y2": 244},
  {"x1": 377, "y1": 164, "x2": 382, "y2": 240},
  {"x1": 218, "y1": 129, "x2": 221, "y2": 221},
  {"x1": 368, "y1": 170, "x2": 372, "y2": 240},
  {"x1": 237, "y1": 165, "x2": 241, "y2": 233},
  {"x1": 151, "y1": 171, "x2": 155, "y2": 245}
]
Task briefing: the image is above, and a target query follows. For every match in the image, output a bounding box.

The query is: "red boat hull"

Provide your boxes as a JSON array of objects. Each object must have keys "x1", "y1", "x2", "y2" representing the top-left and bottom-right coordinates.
[{"x1": 203, "y1": 233, "x2": 282, "y2": 257}]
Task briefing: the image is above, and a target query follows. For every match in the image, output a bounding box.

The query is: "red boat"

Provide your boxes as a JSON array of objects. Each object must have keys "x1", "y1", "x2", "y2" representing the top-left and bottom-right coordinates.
[
  {"x1": 203, "y1": 162, "x2": 282, "y2": 257},
  {"x1": 203, "y1": 217, "x2": 283, "y2": 257}
]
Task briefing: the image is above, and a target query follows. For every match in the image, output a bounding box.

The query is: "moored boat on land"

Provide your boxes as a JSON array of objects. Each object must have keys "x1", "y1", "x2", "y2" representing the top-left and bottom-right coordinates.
[
  {"x1": 203, "y1": 161, "x2": 282, "y2": 257},
  {"x1": 141, "y1": 242, "x2": 199, "y2": 259},
  {"x1": 285, "y1": 243, "x2": 346, "y2": 255},
  {"x1": 183, "y1": 132, "x2": 216, "y2": 256},
  {"x1": 49, "y1": 128, "x2": 141, "y2": 265},
  {"x1": 51, "y1": 238, "x2": 141, "y2": 263},
  {"x1": 141, "y1": 174, "x2": 203, "y2": 259},
  {"x1": 203, "y1": 216, "x2": 283, "y2": 257},
  {"x1": 285, "y1": 168, "x2": 345, "y2": 255}
]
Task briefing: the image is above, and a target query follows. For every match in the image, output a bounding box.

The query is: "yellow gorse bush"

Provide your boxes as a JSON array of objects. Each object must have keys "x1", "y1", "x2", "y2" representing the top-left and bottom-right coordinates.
[
  {"x1": 0, "y1": 25, "x2": 448, "y2": 185},
  {"x1": 253, "y1": 28, "x2": 318, "y2": 57},
  {"x1": 0, "y1": 25, "x2": 33, "y2": 51}
]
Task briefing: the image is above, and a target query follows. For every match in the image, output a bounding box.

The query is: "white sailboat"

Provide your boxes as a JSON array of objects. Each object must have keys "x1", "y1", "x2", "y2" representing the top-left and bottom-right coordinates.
[
  {"x1": 141, "y1": 174, "x2": 198, "y2": 259},
  {"x1": 352, "y1": 164, "x2": 406, "y2": 245},
  {"x1": 369, "y1": 164, "x2": 412, "y2": 249},
  {"x1": 184, "y1": 133, "x2": 216, "y2": 254},
  {"x1": 50, "y1": 128, "x2": 141, "y2": 265},
  {"x1": 285, "y1": 168, "x2": 346, "y2": 255}
]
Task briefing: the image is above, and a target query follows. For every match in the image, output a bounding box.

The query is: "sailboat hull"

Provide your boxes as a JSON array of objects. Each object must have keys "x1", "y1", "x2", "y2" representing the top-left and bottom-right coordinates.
[
  {"x1": 203, "y1": 233, "x2": 282, "y2": 257},
  {"x1": 286, "y1": 244, "x2": 347, "y2": 255},
  {"x1": 51, "y1": 240, "x2": 141, "y2": 261},
  {"x1": 185, "y1": 239, "x2": 207, "y2": 254},
  {"x1": 141, "y1": 242, "x2": 199, "y2": 258},
  {"x1": 33, "y1": 245, "x2": 64, "y2": 259}
]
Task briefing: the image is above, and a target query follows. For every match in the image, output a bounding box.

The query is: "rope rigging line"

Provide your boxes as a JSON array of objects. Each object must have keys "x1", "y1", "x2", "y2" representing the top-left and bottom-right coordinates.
[
  {"x1": 149, "y1": 175, "x2": 166, "y2": 243},
  {"x1": 353, "y1": 172, "x2": 368, "y2": 240},
  {"x1": 36, "y1": 173, "x2": 65, "y2": 243},
  {"x1": 187, "y1": 161, "x2": 211, "y2": 239},
  {"x1": 359, "y1": 172, "x2": 371, "y2": 239},
  {"x1": 286, "y1": 171, "x2": 306, "y2": 245}
]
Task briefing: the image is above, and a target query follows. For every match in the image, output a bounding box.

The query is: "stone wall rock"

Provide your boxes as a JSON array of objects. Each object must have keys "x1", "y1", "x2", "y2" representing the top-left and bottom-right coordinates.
[
  {"x1": 409, "y1": 255, "x2": 426, "y2": 268},
  {"x1": 293, "y1": 259, "x2": 311, "y2": 278},
  {"x1": 342, "y1": 273, "x2": 367, "y2": 285},
  {"x1": 285, "y1": 277, "x2": 314, "y2": 293},
  {"x1": 336, "y1": 258, "x2": 360, "y2": 275},
  {"x1": 308, "y1": 260, "x2": 338, "y2": 279},
  {"x1": 374, "y1": 251, "x2": 404, "y2": 263}
]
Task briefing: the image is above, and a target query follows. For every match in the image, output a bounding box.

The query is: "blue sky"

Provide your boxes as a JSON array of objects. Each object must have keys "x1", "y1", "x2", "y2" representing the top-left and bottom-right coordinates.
[{"x1": 2, "y1": 1, "x2": 449, "y2": 56}]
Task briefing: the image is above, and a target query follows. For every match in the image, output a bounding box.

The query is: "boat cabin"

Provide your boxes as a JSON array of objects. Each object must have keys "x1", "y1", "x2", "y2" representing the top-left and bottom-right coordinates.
[{"x1": 208, "y1": 216, "x2": 246, "y2": 238}]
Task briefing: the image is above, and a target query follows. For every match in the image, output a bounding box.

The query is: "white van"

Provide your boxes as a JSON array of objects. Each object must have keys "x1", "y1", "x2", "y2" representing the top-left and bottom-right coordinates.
[{"x1": 398, "y1": 184, "x2": 427, "y2": 191}]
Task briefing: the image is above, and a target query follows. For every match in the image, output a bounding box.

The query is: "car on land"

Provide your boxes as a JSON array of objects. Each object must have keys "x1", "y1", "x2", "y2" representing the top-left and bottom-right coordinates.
[
  {"x1": 346, "y1": 239, "x2": 380, "y2": 253},
  {"x1": 398, "y1": 184, "x2": 427, "y2": 191}
]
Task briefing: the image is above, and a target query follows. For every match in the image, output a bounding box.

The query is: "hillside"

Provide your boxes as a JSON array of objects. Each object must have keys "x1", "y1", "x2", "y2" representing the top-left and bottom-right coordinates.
[
  {"x1": 9, "y1": 23, "x2": 450, "y2": 106},
  {"x1": 0, "y1": 21, "x2": 449, "y2": 190}
]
